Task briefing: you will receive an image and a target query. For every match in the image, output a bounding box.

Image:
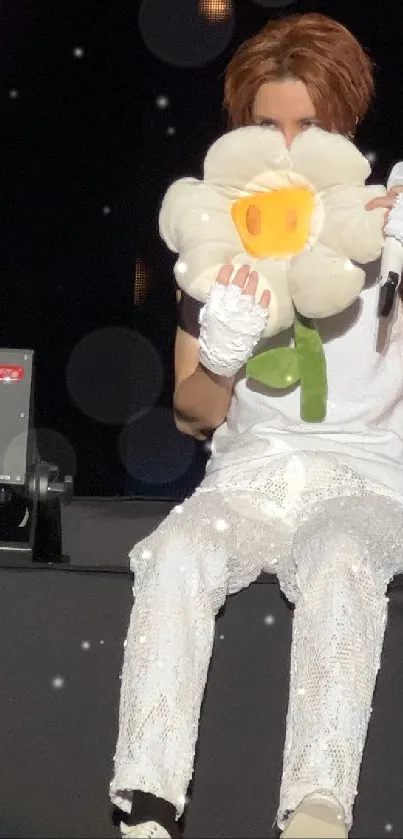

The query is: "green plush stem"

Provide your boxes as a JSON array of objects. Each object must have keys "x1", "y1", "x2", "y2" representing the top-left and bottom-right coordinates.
[
  {"x1": 246, "y1": 314, "x2": 328, "y2": 422},
  {"x1": 294, "y1": 315, "x2": 327, "y2": 422}
]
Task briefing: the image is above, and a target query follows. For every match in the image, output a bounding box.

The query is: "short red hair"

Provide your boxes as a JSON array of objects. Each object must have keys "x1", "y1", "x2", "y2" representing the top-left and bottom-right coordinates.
[{"x1": 224, "y1": 13, "x2": 375, "y2": 137}]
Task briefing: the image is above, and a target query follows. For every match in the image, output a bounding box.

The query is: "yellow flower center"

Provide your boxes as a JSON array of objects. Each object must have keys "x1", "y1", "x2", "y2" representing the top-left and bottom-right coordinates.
[{"x1": 231, "y1": 186, "x2": 315, "y2": 259}]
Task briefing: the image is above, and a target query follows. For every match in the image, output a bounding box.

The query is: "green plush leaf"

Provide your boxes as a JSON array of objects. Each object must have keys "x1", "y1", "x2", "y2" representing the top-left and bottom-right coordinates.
[
  {"x1": 294, "y1": 317, "x2": 328, "y2": 423},
  {"x1": 247, "y1": 347, "x2": 300, "y2": 390}
]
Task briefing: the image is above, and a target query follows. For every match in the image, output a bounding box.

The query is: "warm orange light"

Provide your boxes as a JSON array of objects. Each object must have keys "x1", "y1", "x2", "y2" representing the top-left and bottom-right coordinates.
[
  {"x1": 133, "y1": 258, "x2": 150, "y2": 305},
  {"x1": 199, "y1": 0, "x2": 233, "y2": 22},
  {"x1": 231, "y1": 187, "x2": 315, "y2": 259}
]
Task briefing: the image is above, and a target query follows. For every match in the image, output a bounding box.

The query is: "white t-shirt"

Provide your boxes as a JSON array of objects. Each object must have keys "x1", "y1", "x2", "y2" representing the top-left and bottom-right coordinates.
[{"x1": 209, "y1": 262, "x2": 403, "y2": 496}]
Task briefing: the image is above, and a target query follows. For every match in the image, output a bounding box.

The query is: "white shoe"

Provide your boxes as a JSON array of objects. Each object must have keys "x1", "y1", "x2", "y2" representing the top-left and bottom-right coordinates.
[
  {"x1": 120, "y1": 821, "x2": 172, "y2": 838},
  {"x1": 281, "y1": 792, "x2": 348, "y2": 838}
]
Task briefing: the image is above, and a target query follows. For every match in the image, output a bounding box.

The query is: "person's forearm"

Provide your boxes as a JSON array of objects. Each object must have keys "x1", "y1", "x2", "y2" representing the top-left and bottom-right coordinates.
[{"x1": 174, "y1": 363, "x2": 234, "y2": 439}]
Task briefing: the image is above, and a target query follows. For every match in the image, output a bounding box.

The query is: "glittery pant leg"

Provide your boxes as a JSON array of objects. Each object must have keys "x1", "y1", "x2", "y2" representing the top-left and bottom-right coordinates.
[
  {"x1": 110, "y1": 492, "x2": 266, "y2": 819},
  {"x1": 277, "y1": 495, "x2": 403, "y2": 830}
]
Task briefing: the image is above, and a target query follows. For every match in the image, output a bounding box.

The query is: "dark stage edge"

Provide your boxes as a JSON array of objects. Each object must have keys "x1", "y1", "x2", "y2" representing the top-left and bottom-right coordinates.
[{"x1": 1, "y1": 498, "x2": 402, "y2": 839}]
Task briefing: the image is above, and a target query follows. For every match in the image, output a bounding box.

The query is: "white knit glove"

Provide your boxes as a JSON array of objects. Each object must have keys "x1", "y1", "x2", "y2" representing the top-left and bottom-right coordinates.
[
  {"x1": 384, "y1": 193, "x2": 403, "y2": 244},
  {"x1": 198, "y1": 283, "x2": 269, "y2": 378}
]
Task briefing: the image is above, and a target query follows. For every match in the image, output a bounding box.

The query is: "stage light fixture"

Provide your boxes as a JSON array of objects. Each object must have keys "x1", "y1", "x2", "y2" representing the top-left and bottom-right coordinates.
[
  {"x1": 0, "y1": 349, "x2": 73, "y2": 565},
  {"x1": 133, "y1": 258, "x2": 150, "y2": 305},
  {"x1": 199, "y1": 0, "x2": 233, "y2": 22}
]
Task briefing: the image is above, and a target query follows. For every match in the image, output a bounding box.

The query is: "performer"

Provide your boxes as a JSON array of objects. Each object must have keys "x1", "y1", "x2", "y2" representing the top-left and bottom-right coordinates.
[{"x1": 110, "y1": 13, "x2": 403, "y2": 839}]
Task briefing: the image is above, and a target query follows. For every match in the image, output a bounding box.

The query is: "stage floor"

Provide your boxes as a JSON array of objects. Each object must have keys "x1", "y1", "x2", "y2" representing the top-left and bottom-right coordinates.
[{"x1": 1, "y1": 498, "x2": 402, "y2": 838}]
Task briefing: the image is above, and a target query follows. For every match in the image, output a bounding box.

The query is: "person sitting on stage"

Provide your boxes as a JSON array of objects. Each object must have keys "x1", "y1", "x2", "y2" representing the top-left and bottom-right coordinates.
[{"x1": 110, "y1": 13, "x2": 403, "y2": 839}]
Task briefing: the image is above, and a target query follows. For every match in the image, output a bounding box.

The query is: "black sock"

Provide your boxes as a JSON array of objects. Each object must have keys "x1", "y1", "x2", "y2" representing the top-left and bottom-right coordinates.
[{"x1": 127, "y1": 791, "x2": 180, "y2": 837}]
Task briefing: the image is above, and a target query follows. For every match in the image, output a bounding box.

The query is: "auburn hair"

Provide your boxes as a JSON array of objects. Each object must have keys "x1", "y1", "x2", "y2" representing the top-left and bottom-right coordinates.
[{"x1": 224, "y1": 13, "x2": 375, "y2": 137}]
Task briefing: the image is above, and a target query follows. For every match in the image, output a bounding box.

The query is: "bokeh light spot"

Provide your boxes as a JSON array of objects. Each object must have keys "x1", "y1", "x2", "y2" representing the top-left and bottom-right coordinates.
[
  {"x1": 139, "y1": 0, "x2": 235, "y2": 68},
  {"x1": 66, "y1": 328, "x2": 164, "y2": 425},
  {"x1": 3, "y1": 428, "x2": 77, "y2": 483},
  {"x1": 156, "y1": 95, "x2": 170, "y2": 109},
  {"x1": 34, "y1": 427, "x2": 77, "y2": 478},
  {"x1": 118, "y1": 407, "x2": 195, "y2": 484}
]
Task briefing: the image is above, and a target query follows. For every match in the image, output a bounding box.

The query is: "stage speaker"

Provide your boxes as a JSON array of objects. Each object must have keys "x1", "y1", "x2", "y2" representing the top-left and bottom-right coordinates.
[
  {"x1": 0, "y1": 348, "x2": 73, "y2": 565},
  {"x1": 0, "y1": 349, "x2": 35, "y2": 488}
]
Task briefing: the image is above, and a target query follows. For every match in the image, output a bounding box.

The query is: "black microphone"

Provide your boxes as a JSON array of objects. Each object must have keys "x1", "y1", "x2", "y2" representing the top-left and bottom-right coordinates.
[
  {"x1": 379, "y1": 162, "x2": 403, "y2": 313},
  {"x1": 377, "y1": 162, "x2": 403, "y2": 350}
]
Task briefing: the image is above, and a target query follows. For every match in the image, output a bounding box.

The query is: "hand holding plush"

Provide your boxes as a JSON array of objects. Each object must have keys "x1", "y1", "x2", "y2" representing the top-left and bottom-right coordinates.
[{"x1": 199, "y1": 281, "x2": 269, "y2": 377}]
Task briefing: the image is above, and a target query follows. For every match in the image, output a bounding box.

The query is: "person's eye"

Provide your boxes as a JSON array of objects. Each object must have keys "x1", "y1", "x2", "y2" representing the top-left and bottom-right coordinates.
[
  {"x1": 258, "y1": 120, "x2": 277, "y2": 130},
  {"x1": 301, "y1": 120, "x2": 318, "y2": 130}
]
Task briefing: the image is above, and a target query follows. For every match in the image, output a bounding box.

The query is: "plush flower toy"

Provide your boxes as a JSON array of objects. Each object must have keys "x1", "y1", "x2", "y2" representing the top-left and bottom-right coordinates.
[{"x1": 159, "y1": 126, "x2": 387, "y2": 422}]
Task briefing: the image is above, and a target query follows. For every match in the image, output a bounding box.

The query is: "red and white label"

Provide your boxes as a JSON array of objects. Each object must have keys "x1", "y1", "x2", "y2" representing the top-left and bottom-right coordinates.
[{"x1": 0, "y1": 365, "x2": 25, "y2": 382}]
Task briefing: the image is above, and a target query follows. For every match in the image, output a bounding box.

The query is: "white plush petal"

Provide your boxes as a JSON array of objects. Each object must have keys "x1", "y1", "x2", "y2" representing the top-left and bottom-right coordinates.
[
  {"x1": 203, "y1": 126, "x2": 293, "y2": 193},
  {"x1": 174, "y1": 243, "x2": 239, "y2": 301},
  {"x1": 319, "y1": 185, "x2": 386, "y2": 263},
  {"x1": 160, "y1": 177, "x2": 244, "y2": 301},
  {"x1": 290, "y1": 128, "x2": 371, "y2": 191},
  {"x1": 288, "y1": 243, "x2": 365, "y2": 319},
  {"x1": 159, "y1": 178, "x2": 239, "y2": 253},
  {"x1": 159, "y1": 177, "x2": 199, "y2": 252}
]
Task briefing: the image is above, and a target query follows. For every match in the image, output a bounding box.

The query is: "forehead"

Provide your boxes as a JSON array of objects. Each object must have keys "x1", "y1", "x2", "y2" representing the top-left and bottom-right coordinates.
[{"x1": 252, "y1": 79, "x2": 317, "y2": 119}]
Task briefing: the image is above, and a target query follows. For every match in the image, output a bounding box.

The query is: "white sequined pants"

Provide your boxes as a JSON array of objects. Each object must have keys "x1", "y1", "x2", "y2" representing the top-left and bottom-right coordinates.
[{"x1": 110, "y1": 453, "x2": 403, "y2": 829}]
